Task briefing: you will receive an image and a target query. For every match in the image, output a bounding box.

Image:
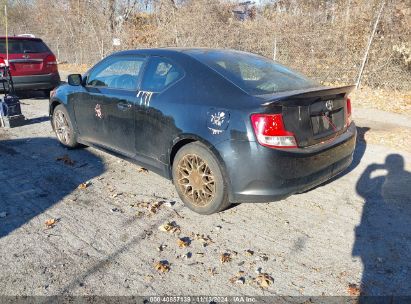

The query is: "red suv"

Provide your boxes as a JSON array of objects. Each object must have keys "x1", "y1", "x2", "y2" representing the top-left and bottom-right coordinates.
[{"x1": 0, "y1": 36, "x2": 60, "y2": 95}]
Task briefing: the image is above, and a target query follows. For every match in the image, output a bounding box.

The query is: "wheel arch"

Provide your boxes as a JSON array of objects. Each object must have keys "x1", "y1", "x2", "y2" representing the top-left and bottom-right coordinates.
[
  {"x1": 168, "y1": 134, "x2": 233, "y2": 201},
  {"x1": 49, "y1": 98, "x2": 63, "y2": 116}
]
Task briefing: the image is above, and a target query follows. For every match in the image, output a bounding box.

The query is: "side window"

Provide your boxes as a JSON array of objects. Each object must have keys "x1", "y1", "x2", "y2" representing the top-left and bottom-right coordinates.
[
  {"x1": 87, "y1": 56, "x2": 145, "y2": 90},
  {"x1": 140, "y1": 57, "x2": 184, "y2": 92}
]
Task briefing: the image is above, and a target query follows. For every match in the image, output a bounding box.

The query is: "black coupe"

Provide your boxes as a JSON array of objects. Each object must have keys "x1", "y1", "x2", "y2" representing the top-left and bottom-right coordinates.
[{"x1": 49, "y1": 48, "x2": 356, "y2": 214}]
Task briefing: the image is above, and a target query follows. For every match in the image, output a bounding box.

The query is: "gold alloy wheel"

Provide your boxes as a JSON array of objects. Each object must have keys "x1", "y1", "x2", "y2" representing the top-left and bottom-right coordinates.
[
  {"x1": 177, "y1": 154, "x2": 216, "y2": 206},
  {"x1": 53, "y1": 110, "x2": 71, "y2": 145}
]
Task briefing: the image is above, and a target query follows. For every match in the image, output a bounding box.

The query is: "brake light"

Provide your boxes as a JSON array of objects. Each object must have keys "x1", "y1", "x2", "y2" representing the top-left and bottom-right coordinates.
[
  {"x1": 346, "y1": 97, "x2": 352, "y2": 127},
  {"x1": 44, "y1": 54, "x2": 58, "y2": 73},
  {"x1": 45, "y1": 54, "x2": 57, "y2": 65},
  {"x1": 251, "y1": 114, "x2": 297, "y2": 148}
]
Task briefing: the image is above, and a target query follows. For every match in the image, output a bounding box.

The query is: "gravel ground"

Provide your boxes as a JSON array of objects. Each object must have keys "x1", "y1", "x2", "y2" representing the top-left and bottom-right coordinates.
[{"x1": 0, "y1": 90, "x2": 411, "y2": 297}]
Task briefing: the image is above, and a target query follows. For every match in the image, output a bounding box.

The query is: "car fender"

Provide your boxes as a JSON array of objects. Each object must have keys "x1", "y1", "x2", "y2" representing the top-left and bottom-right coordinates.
[
  {"x1": 168, "y1": 133, "x2": 233, "y2": 199},
  {"x1": 49, "y1": 84, "x2": 80, "y2": 131}
]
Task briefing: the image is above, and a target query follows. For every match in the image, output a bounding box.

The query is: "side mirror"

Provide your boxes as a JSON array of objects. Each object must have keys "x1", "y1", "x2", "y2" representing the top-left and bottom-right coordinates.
[{"x1": 68, "y1": 74, "x2": 82, "y2": 86}]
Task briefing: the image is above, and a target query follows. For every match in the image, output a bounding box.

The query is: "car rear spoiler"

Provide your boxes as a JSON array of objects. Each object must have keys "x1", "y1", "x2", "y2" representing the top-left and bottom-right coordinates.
[{"x1": 261, "y1": 85, "x2": 356, "y2": 107}]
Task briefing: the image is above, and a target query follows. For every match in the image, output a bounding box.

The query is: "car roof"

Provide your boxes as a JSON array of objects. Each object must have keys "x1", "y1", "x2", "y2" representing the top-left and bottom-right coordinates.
[
  {"x1": 114, "y1": 47, "x2": 248, "y2": 58},
  {"x1": 0, "y1": 36, "x2": 44, "y2": 41}
]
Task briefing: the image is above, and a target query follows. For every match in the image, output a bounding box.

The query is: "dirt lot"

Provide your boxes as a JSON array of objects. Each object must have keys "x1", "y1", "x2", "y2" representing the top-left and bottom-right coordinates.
[{"x1": 1, "y1": 82, "x2": 411, "y2": 297}]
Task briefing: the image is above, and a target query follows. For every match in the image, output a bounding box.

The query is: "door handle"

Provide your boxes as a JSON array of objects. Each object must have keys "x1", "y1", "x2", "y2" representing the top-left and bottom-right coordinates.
[{"x1": 117, "y1": 103, "x2": 132, "y2": 111}]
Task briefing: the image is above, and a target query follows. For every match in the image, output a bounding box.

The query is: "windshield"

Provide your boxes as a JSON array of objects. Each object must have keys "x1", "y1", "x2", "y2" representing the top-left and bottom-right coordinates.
[
  {"x1": 187, "y1": 49, "x2": 317, "y2": 95},
  {"x1": 0, "y1": 39, "x2": 50, "y2": 54}
]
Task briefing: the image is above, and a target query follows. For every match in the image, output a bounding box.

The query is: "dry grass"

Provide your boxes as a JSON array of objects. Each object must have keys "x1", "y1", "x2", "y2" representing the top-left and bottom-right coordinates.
[
  {"x1": 58, "y1": 63, "x2": 91, "y2": 74},
  {"x1": 6, "y1": 0, "x2": 410, "y2": 91},
  {"x1": 361, "y1": 127, "x2": 411, "y2": 154},
  {"x1": 351, "y1": 87, "x2": 411, "y2": 117}
]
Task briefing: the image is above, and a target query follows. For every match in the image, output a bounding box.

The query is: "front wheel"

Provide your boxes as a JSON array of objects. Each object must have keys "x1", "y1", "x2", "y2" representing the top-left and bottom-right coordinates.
[
  {"x1": 172, "y1": 142, "x2": 230, "y2": 215},
  {"x1": 52, "y1": 104, "x2": 78, "y2": 148}
]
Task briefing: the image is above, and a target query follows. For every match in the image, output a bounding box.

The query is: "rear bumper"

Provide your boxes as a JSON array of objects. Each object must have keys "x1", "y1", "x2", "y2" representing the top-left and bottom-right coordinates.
[
  {"x1": 216, "y1": 123, "x2": 357, "y2": 203},
  {"x1": 9, "y1": 73, "x2": 61, "y2": 91}
]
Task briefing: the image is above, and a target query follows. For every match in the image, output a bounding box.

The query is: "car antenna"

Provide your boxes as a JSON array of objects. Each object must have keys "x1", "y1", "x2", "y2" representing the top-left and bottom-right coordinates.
[{"x1": 4, "y1": 5, "x2": 8, "y2": 65}]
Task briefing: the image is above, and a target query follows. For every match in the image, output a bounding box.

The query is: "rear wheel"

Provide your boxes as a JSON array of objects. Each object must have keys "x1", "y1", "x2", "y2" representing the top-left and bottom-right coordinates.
[
  {"x1": 52, "y1": 104, "x2": 78, "y2": 148},
  {"x1": 172, "y1": 142, "x2": 230, "y2": 215},
  {"x1": 43, "y1": 89, "x2": 51, "y2": 98}
]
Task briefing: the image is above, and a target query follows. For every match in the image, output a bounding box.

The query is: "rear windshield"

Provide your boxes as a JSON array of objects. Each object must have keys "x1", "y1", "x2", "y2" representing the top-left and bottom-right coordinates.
[
  {"x1": 187, "y1": 50, "x2": 317, "y2": 95},
  {"x1": 0, "y1": 39, "x2": 50, "y2": 54}
]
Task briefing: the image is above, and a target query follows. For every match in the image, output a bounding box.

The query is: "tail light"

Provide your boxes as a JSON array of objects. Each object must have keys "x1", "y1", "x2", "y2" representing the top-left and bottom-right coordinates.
[
  {"x1": 44, "y1": 54, "x2": 58, "y2": 72},
  {"x1": 251, "y1": 113, "x2": 297, "y2": 148},
  {"x1": 346, "y1": 97, "x2": 352, "y2": 127}
]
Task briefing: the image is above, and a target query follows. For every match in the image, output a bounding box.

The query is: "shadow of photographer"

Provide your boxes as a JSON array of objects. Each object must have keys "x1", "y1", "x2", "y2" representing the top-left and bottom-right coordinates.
[{"x1": 354, "y1": 154, "x2": 411, "y2": 296}]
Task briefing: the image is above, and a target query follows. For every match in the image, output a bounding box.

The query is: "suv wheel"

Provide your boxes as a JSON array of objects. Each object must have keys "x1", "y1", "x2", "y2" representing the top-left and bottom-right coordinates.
[{"x1": 43, "y1": 89, "x2": 51, "y2": 98}]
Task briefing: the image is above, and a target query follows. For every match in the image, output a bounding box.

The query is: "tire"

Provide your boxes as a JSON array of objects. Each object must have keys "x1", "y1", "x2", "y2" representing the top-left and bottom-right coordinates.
[
  {"x1": 172, "y1": 142, "x2": 230, "y2": 215},
  {"x1": 43, "y1": 89, "x2": 51, "y2": 98},
  {"x1": 52, "y1": 104, "x2": 78, "y2": 148}
]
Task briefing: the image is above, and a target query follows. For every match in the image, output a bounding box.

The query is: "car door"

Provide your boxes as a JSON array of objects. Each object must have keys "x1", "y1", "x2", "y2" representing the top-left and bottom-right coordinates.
[
  {"x1": 135, "y1": 56, "x2": 185, "y2": 162},
  {"x1": 74, "y1": 55, "x2": 146, "y2": 156}
]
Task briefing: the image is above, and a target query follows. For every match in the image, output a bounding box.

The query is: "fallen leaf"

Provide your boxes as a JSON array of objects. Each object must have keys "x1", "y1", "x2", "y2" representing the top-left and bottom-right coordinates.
[
  {"x1": 45, "y1": 218, "x2": 57, "y2": 228},
  {"x1": 154, "y1": 260, "x2": 170, "y2": 273},
  {"x1": 131, "y1": 201, "x2": 164, "y2": 214},
  {"x1": 244, "y1": 249, "x2": 254, "y2": 256},
  {"x1": 192, "y1": 233, "x2": 213, "y2": 247},
  {"x1": 220, "y1": 253, "x2": 232, "y2": 264},
  {"x1": 254, "y1": 273, "x2": 274, "y2": 288},
  {"x1": 157, "y1": 244, "x2": 167, "y2": 252},
  {"x1": 257, "y1": 254, "x2": 269, "y2": 261},
  {"x1": 112, "y1": 192, "x2": 123, "y2": 198},
  {"x1": 255, "y1": 273, "x2": 274, "y2": 288},
  {"x1": 229, "y1": 271, "x2": 246, "y2": 284},
  {"x1": 135, "y1": 211, "x2": 144, "y2": 217},
  {"x1": 177, "y1": 237, "x2": 191, "y2": 248},
  {"x1": 149, "y1": 201, "x2": 164, "y2": 214},
  {"x1": 131, "y1": 202, "x2": 149, "y2": 208},
  {"x1": 208, "y1": 267, "x2": 217, "y2": 276},
  {"x1": 348, "y1": 283, "x2": 361, "y2": 296},
  {"x1": 158, "y1": 221, "x2": 181, "y2": 234},
  {"x1": 144, "y1": 274, "x2": 154, "y2": 282},
  {"x1": 78, "y1": 181, "x2": 91, "y2": 189},
  {"x1": 230, "y1": 276, "x2": 245, "y2": 284},
  {"x1": 138, "y1": 167, "x2": 149, "y2": 173},
  {"x1": 56, "y1": 155, "x2": 75, "y2": 166}
]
